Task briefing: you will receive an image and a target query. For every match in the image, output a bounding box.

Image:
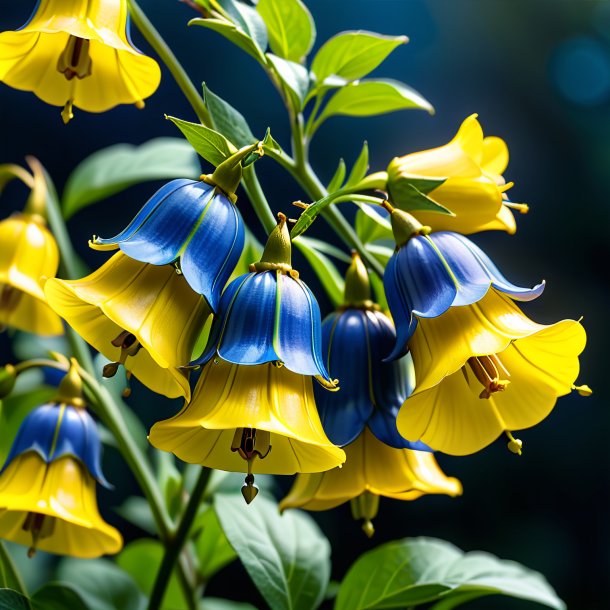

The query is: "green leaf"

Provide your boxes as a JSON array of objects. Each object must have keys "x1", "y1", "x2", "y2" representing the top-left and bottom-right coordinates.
[
  {"x1": 115, "y1": 497, "x2": 156, "y2": 535},
  {"x1": 365, "y1": 243, "x2": 394, "y2": 266},
  {"x1": 215, "y1": 493, "x2": 331, "y2": 610},
  {"x1": 355, "y1": 203, "x2": 393, "y2": 244},
  {"x1": 327, "y1": 159, "x2": 346, "y2": 193},
  {"x1": 394, "y1": 182, "x2": 453, "y2": 215},
  {"x1": 311, "y1": 31, "x2": 408, "y2": 84},
  {"x1": 266, "y1": 53, "x2": 310, "y2": 111},
  {"x1": 32, "y1": 584, "x2": 89, "y2": 610},
  {"x1": 167, "y1": 116, "x2": 237, "y2": 168},
  {"x1": 189, "y1": 17, "x2": 267, "y2": 64},
  {"x1": 203, "y1": 84, "x2": 256, "y2": 149},
  {"x1": 256, "y1": 0, "x2": 315, "y2": 62},
  {"x1": 290, "y1": 192, "x2": 335, "y2": 238},
  {"x1": 0, "y1": 589, "x2": 30, "y2": 610},
  {"x1": 0, "y1": 544, "x2": 27, "y2": 598},
  {"x1": 194, "y1": 507, "x2": 238, "y2": 580},
  {"x1": 56, "y1": 558, "x2": 146, "y2": 610},
  {"x1": 316, "y1": 79, "x2": 433, "y2": 128},
  {"x1": 345, "y1": 142, "x2": 369, "y2": 188},
  {"x1": 116, "y1": 540, "x2": 187, "y2": 610},
  {"x1": 294, "y1": 236, "x2": 346, "y2": 306},
  {"x1": 62, "y1": 139, "x2": 201, "y2": 219},
  {"x1": 219, "y1": 0, "x2": 268, "y2": 52},
  {"x1": 335, "y1": 537, "x2": 566, "y2": 610}
]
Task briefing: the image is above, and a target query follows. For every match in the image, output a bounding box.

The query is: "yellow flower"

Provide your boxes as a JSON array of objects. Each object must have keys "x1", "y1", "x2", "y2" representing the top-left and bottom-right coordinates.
[
  {"x1": 387, "y1": 114, "x2": 526, "y2": 234},
  {"x1": 280, "y1": 428, "x2": 461, "y2": 536},
  {"x1": 149, "y1": 359, "x2": 346, "y2": 478},
  {"x1": 0, "y1": 0, "x2": 161, "y2": 123},
  {"x1": 0, "y1": 213, "x2": 63, "y2": 336},
  {"x1": 397, "y1": 290, "x2": 588, "y2": 456},
  {"x1": 44, "y1": 252, "x2": 210, "y2": 399},
  {"x1": 0, "y1": 452, "x2": 122, "y2": 558}
]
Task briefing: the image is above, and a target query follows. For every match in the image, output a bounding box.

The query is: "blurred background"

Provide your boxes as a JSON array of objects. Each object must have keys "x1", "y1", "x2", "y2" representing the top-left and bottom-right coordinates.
[{"x1": 0, "y1": 0, "x2": 608, "y2": 608}]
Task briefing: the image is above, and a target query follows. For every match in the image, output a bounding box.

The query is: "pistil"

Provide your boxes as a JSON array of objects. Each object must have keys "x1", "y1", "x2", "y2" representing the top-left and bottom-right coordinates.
[
  {"x1": 466, "y1": 354, "x2": 510, "y2": 399},
  {"x1": 103, "y1": 330, "x2": 143, "y2": 380},
  {"x1": 22, "y1": 512, "x2": 55, "y2": 557},
  {"x1": 231, "y1": 428, "x2": 272, "y2": 504}
]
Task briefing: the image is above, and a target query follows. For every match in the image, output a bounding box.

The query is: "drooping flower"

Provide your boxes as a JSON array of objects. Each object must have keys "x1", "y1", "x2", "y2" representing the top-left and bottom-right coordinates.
[
  {"x1": 91, "y1": 178, "x2": 245, "y2": 310},
  {"x1": 0, "y1": 213, "x2": 63, "y2": 336},
  {"x1": 383, "y1": 205, "x2": 545, "y2": 359},
  {"x1": 0, "y1": 362, "x2": 122, "y2": 557},
  {"x1": 0, "y1": 0, "x2": 161, "y2": 123},
  {"x1": 397, "y1": 290, "x2": 589, "y2": 456},
  {"x1": 45, "y1": 252, "x2": 211, "y2": 399},
  {"x1": 387, "y1": 114, "x2": 528, "y2": 234}
]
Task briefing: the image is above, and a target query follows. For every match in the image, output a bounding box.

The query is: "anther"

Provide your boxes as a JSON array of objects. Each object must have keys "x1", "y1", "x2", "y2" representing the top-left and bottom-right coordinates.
[
  {"x1": 467, "y1": 355, "x2": 510, "y2": 399},
  {"x1": 505, "y1": 431, "x2": 523, "y2": 455},
  {"x1": 573, "y1": 384, "x2": 592, "y2": 397}
]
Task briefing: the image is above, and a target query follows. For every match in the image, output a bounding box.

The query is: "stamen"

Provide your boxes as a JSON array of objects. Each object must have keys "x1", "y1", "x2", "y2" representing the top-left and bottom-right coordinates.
[
  {"x1": 231, "y1": 428, "x2": 271, "y2": 461},
  {"x1": 466, "y1": 355, "x2": 510, "y2": 399},
  {"x1": 504, "y1": 202, "x2": 530, "y2": 214},
  {"x1": 505, "y1": 431, "x2": 523, "y2": 455},
  {"x1": 104, "y1": 331, "x2": 143, "y2": 378},
  {"x1": 22, "y1": 512, "x2": 55, "y2": 557},
  {"x1": 0, "y1": 284, "x2": 22, "y2": 314},
  {"x1": 241, "y1": 462, "x2": 259, "y2": 505},
  {"x1": 61, "y1": 99, "x2": 74, "y2": 125},
  {"x1": 572, "y1": 384, "x2": 592, "y2": 397},
  {"x1": 57, "y1": 36, "x2": 92, "y2": 81},
  {"x1": 350, "y1": 492, "x2": 379, "y2": 538}
]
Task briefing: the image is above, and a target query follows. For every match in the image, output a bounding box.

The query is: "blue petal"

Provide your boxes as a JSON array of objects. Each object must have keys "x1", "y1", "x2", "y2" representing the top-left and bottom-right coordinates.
[
  {"x1": 368, "y1": 409, "x2": 431, "y2": 451},
  {"x1": 276, "y1": 276, "x2": 332, "y2": 379},
  {"x1": 314, "y1": 311, "x2": 373, "y2": 445},
  {"x1": 451, "y1": 233, "x2": 546, "y2": 301},
  {"x1": 181, "y1": 192, "x2": 245, "y2": 310}
]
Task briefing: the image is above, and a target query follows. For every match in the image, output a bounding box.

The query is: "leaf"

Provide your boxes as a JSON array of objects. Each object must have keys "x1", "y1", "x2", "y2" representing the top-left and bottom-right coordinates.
[
  {"x1": 335, "y1": 537, "x2": 566, "y2": 610},
  {"x1": 327, "y1": 159, "x2": 346, "y2": 193},
  {"x1": 219, "y1": 0, "x2": 268, "y2": 53},
  {"x1": 316, "y1": 79, "x2": 433, "y2": 128},
  {"x1": 194, "y1": 507, "x2": 237, "y2": 580},
  {"x1": 364, "y1": 243, "x2": 394, "y2": 266},
  {"x1": 266, "y1": 53, "x2": 310, "y2": 111},
  {"x1": 294, "y1": 236, "x2": 346, "y2": 306},
  {"x1": 167, "y1": 116, "x2": 237, "y2": 167},
  {"x1": 0, "y1": 589, "x2": 30, "y2": 610},
  {"x1": 290, "y1": 192, "x2": 334, "y2": 238},
  {"x1": 32, "y1": 584, "x2": 89, "y2": 610},
  {"x1": 256, "y1": 0, "x2": 315, "y2": 62},
  {"x1": 56, "y1": 558, "x2": 146, "y2": 610},
  {"x1": 345, "y1": 142, "x2": 369, "y2": 188},
  {"x1": 155, "y1": 452, "x2": 183, "y2": 519},
  {"x1": 0, "y1": 544, "x2": 27, "y2": 599},
  {"x1": 115, "y1": 497, "x2": 156, "y2": 535},
  {"x1": 116, "y1": 539, "x2": 187, "y2": 610},
  {"x1": 311, "y1": 31, "x2": 408, "y2": 84},
  {"x1": 62, "y1": 139, "x2": 201, "y2": 219},
  {"x1": 396, "y1": 182, "x2": 453, "y2": 215},
  {"x1": 203, "y1": 84, "x2": 256, "y2": 149},
  {"x1": 215, "y1": 493, "x2": 331, "y2": 610},
  {"x1": 189, "y1": 17, "x2": 267, "y2": 64},
  {"x1": 355, "y1": 203, "x2": 392, "y2": 244}
]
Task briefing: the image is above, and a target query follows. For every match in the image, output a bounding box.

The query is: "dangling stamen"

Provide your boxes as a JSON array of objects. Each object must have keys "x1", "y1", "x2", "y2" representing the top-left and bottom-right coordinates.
[
  {"x1": 0, "y1": 284, "x2": 22, "y2": 316},
  {"x1": 231, "y1": 428, "x2": 272, "y2": 461},
  {"x1": 505, "y1": 431, "x2": 523, "y2": 455},
  {"x1": 572, "y1": 384, "x2": 592, "y2": 397},
  {"x1": 57, "y1": 36, "x2": 92, "y2": 81},
  {"x1": 241, "y1": 459, "x2": 259, "y2": 505},
  {"x1": 103, "y1": 331, "x2": 143, "y2": 378},
  {"x1": 22, "y1": 512, "x2": 55, "y2": 557},
  {"x1": 350, "y1": 492, "x2": 380, "y2": 538},
  {"x1": 466, "y1": 355, "x2": 510, "y2": 399}
]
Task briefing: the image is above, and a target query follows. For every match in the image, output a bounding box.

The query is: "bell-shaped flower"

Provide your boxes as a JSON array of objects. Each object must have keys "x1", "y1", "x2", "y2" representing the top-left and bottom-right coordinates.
[
  {"x1": 45, "y1": 252, "x2": 211, "y2": 399},
  {"x1": 0, "y1": 363, "x2": 122, "y2": 557},
  {"x1": 383, "y1": 205, "x2": 545, "y2": 360},
  {"x1": 387, "y1": 114, "x2": 527, "y2": 234},
  {"x1": 0, "y1": 213, "x2": 63, "y2": 336},
  {"x1": 0, "y1": 0, "x2": 161, "y2": 123},
  {"x1": 397, "y1": 290, "x2": 589, "y2": 456},
  {"x1": 91, "y1": 178, "x2": 245, "y2": 311},
  {"x1": 279, "y1": 428, "x2": 461, "y2": 537}
]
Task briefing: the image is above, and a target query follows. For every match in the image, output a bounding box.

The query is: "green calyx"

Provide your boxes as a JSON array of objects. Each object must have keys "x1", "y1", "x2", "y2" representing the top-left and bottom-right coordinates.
[
  {"x1": 343, "y1": 251, "x2": 376, "y2": 309},
  {"x1": 202, "y1": 142, "x2": 263, "y2": 203},
  {"x1": 253, "y1": 213, "x2": 294, "y2": 273},
  {"x1": 55, "y1": 358, "x2": 85, "y2": 408},
  {"x1": 382, "y1": 200, "x2": 430, "y2": 247}
]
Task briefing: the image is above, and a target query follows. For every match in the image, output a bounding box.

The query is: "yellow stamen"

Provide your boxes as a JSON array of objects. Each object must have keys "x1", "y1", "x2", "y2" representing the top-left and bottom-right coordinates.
[
  {"x1": 231, "y1": 427, "x2": 272, "y2": 461},
  {"x1": 505, "y1": 431, "x2": 523, "y2": 456},
  {"x1": 504, "y1": 202, "x2": 529, "y2": 214},
  {"x1": 57, "y1": 36, "x2": 92, "y2": 81},
  {"x1": 572, "y1": 384, "x2": 592, "y2": 397},
  {"x1": 61, "y1": 99, "x2": 75, "y2": 125},
  {"x1": 467, "y1": 355, "x2": 510, "y2": 399}
]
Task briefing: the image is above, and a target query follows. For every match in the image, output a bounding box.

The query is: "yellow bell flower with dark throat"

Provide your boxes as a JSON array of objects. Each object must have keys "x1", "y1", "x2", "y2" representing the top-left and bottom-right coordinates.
[
  {"x1": 0, "y1": 0, "x2": 161, "y2": 123},
  {"x1": 45, "y1": 252, "x2": 211, "y2": 399},
  {"x1": 0, "y1": 362, "x2": 122, "y2": 558},
  {"x1": 397, "y1": 290, "x2": 589, "y2": 456}
]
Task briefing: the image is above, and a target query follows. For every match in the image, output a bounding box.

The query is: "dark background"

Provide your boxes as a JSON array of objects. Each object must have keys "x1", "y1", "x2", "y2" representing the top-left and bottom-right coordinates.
[{"x1": 0, "y1": 1, "x2": 608, "y2": 608}]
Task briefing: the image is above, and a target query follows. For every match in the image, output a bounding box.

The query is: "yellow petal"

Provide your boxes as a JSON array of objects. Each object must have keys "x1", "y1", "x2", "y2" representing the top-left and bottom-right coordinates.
[
  {"x1": 482, "y1": 136, "x2": 509, "y2": 176},
  {"x1": 149, "y1": 361, "x2": 346, "y2": 475}
]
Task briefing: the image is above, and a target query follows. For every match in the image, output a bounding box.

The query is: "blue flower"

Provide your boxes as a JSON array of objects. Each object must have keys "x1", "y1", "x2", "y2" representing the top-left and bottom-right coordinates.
[
  {"x1": 384, "y1": 229, "x2": 545, "y2": 360},
  {"x1": 92, "y1": 179, "x2": 244, "y2": 311}
]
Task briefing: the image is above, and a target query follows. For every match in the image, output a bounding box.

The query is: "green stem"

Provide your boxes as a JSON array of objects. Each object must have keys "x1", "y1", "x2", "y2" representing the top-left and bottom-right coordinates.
[
  {"x1": 148, "y1": 467, "x2": 211, "y2": 610},
  {"x1": 0, "y1": 541, "x2": 30, "y2": 603}
]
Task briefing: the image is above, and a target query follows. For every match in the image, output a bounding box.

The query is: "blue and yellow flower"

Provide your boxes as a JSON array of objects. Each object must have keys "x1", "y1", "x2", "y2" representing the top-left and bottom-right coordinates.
[
  {"x1": 383, "y1": 205, "x2": 545, "y2": 360},
  {"x1": 0, "y1": 0, "x2": 161, "y2": 123},
  {"x1": 397, "y1": 290, "x2": 589, "y2": 455},
  {"x1": 45, "y1": 252, "x2": 210, "y2": 399},
  {"x1": 0, "y1": 362, "x2": 122, "y2": 557},
  {"x1": 91, "y1": 178, "x2": 244, "y2": 310}
]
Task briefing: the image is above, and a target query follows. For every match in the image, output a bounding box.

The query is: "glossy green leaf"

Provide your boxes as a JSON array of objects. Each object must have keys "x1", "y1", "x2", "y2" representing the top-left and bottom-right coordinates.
[
  {"x1": 32, "y1": 584, "x2": 89, "y2": 610},
  {"x1": 311, "y1": 31, "x2": 408, "y2": 84},
  {"x1": 0, "y1": 544, "x2": 28, "y2": 600},
  {"x1": 215, "y1": 493, "x2": 331, "y2": 610},
  {"x1": 355, "y1": 203, "x2": 393, "y2": 244},
  {"x1": 345, "y1": 142, "x2": 369, "y2": 188},
  {"x1": 62, "y1": 139, "x2": 201, "y2": 219},
  {"x1": 327, "y1": 159, "x2": 346, "y2": 193},
  {"x1": 167, "y1": 116, "x2": 237, "y2": 167},
  {"x1": 290, "y1": 192, "x2": 334, "y2": 238},
  {"x1": 189, "y1": 18, "x2": 267, "y2": 64},
  {"x1": 365, "y1": 243, "x2": 394, "y2": 266},
  {"x1": 335, "y1": 537, "x2": 565, "y2": 610},
  {"x1": 393, "y1": 182, "x2": 453, "y2": 215},
  {"x1": 219, "y1": 0, "x2": 268, "y2": 52},
  {"x1": 266, "y1": 53, "x2": 310, "y2": 111},
  {"x1": 194, "y1": 507, "x2": 238, "y2": 580},
  {"x1": 256, "y1": 0, "x2": 315, "y2": 62},
  {"x1": 116, "y1": 539, "x2": 187, "y2": 610},
  {"x1": 0, "y1": 589, "x2": 30, "y2": 610},
  {"x1": 115, "y1": 497, "x2": 156, "y2": 535},
  {"x1": 294, "y1": 236, "x2": 346, "y2": 306},
  {"x1": 56, "y1": 559, "x2": 145, "y2": 610},
  {"x1": 316, "y1": 79, "x2": 433, "y2": 128}
]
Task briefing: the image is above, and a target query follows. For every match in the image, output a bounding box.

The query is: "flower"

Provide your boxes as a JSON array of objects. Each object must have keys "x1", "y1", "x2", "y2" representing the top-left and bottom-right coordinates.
[
  {"x1": 91, "y1": 179, "x2": 244, "y2": 310},
  {"x1": 0, "y1": 213, "x2": 63, "y2": 336},
  {"x1": 397, "y1": 290, "x2": 588, "y2": 455},
  {"x1": 45, "y1": 252, "x2": 211, "y2": 399},
  {"x1": 387, "y1": 114, "x2": 526, "y2": 234},
  {"x1": 0, "y1": 363, "x2": 122, "y2": 557},
  {"x1": 383, "y1": 206, "x2": 545, "y2": 360},
  {"x1": 0, "y1": 0, "x2": 161, "y2": 123},
  {"x1": 279, "y1": 428, "x2": 461, "y2": 537}
]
